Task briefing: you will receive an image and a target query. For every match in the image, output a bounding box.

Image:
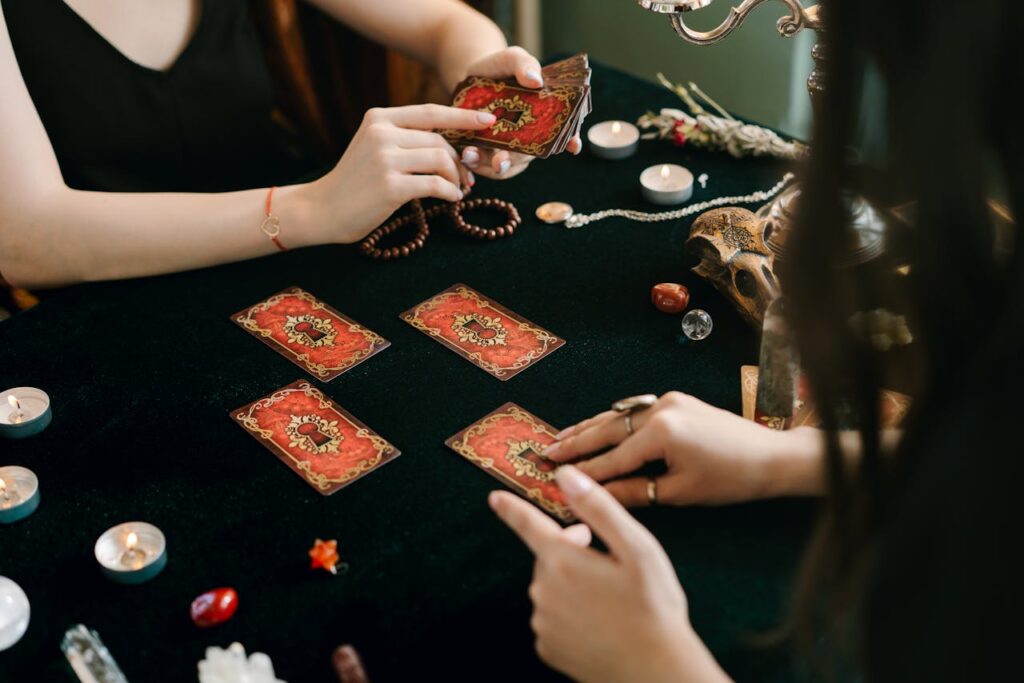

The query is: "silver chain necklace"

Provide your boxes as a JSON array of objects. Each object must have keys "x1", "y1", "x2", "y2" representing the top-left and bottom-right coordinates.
[{"x1": 558, "y1": 172, "x2": 795, "y2": 228}]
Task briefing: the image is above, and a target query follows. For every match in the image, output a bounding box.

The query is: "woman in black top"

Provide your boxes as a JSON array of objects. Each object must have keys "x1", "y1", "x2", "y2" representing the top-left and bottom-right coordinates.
[
  {"x1": 0, "y1": 0, "x2": 578, "y2": 288},
  {"x1": 490, "y1": 0, "x2": 1023, "y2": 681}
]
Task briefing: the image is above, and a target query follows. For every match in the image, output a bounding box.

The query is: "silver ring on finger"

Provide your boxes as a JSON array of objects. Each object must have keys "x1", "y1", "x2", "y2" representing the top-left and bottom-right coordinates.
[
  {"x1": 612, "y1": 394, "x2": 657, "y2": 415},
  {"x1": 624, "y1": 413, "x2": 635, "y2": 437},
  {"x1": 646, "y1": 477, "x2": 658, "y2": 506}
]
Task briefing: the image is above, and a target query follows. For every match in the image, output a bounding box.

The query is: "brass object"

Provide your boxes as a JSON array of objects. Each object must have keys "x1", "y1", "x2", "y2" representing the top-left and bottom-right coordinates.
[
  {"x1": 687, "y1": 207, "x2": 778, "y2": 327},
  {"x1": 638, "y1": 0, "x2": 887, "y2": 325}
]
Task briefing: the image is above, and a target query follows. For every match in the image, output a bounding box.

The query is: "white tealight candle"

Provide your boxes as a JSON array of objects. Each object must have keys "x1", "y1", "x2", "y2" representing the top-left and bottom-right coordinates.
[
  {"x1": 640, "y1": 164, "x2": 694, "y2": 205},
  {"x1": 587, "y1": 120, "x2": 640, "y2": 160},
  {"x1": 0, "y1": 467, "x2": 40, "y2": 524},
  {"x1": 0, "y1": 387, "x2": 52, "y2": 439},
  {"x1": 95, "y1": 522, "x2": 167, "y2": 585}
]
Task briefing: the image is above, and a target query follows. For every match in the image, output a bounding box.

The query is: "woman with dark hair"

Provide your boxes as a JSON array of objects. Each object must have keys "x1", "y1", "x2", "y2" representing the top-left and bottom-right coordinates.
[
  {"x1": 490, "y1": 0, "x2": 1022, "y2": 680},
  {"x1": 0, "y1": 0, "x2": 579, "y2": 289}
]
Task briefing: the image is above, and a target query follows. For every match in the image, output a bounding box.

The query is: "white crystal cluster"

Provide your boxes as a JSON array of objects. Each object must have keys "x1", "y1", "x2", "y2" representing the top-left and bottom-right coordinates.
[{"x1": 198, "y1": 642, "x2": 285, "y2": 683}]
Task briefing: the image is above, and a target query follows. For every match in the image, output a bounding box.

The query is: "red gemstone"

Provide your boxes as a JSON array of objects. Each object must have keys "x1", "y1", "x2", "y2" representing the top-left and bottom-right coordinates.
[
  {"x1": 190, "y1": 587, "x2": 238, "y2": 628},
  {"x1": 651, "y1": 283, "x2": 690, "y2": 314}
]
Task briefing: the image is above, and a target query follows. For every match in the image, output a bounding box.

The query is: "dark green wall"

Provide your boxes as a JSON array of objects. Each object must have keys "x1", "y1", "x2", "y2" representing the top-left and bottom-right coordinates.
[{"x1": 541, "y1": 1, "x2": 815, "y2": 137}]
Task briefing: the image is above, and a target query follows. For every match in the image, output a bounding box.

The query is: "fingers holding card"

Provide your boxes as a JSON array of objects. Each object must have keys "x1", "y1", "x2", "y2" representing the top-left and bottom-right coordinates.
[
  {"x1": 442, "y1": 53, "x2": 591, "y2": 159},
  {"x1": 447, "y1": 403, "x2": 573, "y2": 522}
]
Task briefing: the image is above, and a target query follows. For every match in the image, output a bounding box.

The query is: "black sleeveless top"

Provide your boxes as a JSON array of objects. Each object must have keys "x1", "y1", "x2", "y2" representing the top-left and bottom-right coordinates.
[{"x1": 2, "y1": 0, "x2": 325, "y2": 192}]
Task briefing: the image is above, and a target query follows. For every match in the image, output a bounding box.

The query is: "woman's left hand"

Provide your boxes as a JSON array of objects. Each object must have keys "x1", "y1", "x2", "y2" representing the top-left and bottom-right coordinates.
[
  {"x1": 456, "y1": 47, "x2": 583, "y2": 179},
  {"x1": 489, "y1": 465, "x2": 731, "y2": 683}
]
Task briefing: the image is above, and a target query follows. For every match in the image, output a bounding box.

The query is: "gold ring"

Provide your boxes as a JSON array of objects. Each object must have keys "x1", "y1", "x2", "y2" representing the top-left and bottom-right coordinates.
[
  {"x1": 612, "y1": 394, "x2": 657, "y2": 414},
  {"x1": 624, "y1": 413, "x2": 634, "y2": 436},
  {"x1": 646, "y1": 477, "x2": 658, "y2": 506}
]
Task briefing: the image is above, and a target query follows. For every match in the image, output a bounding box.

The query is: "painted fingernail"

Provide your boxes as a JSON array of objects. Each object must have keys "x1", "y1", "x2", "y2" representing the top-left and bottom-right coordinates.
[
  {"x1": 526, "y1": 70, "x2": 543, "y2": 86},
  {"x1": 554, "y1": 427, "x2": 574, "y2": 440},
  {"x1": 499, "y1": 159, "x2": 511, "y2": 175},
  {"x1": 477, "y1": 111, "x2": 497, "y2": 125},
  {"x1": 463, "y1": 149, "x2": 480, "y2": 167},
  {"x1": 542, "y1": 441, "x2": 562, "y2": 457},
  {"x1": 467, "y1": 170, "x2": 476, "y2": 186},
  {"x1": 556, "y1": 466, "x2": 594, "y2": 498}
]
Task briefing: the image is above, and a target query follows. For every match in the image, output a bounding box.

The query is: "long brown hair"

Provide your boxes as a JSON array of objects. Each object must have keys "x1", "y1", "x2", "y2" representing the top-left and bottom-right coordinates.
[{"x1": 782, "y1": 0, "x2": 1022, "y2": 670}]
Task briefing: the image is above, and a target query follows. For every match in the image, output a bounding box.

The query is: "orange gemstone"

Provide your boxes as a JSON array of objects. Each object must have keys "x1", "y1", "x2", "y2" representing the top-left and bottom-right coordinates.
[
  {"x1": 651, "y1": 283, "x2": 690, "y2": 314},
  {"x1": 309, "y1": 538, "x2": 341, "y2": 575}
]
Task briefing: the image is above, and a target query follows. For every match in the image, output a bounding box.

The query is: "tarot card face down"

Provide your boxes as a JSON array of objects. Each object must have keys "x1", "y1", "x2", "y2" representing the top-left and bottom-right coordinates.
[
  {"x1": 401, "y1": 284, "x2": 564, "y2": 381},
  {"x1": 232, "y1": 287, "x2": 389, "y2": 382},
  {"x1": 231, "y1": 381, "x2": 399, "y2": 495},
  {"x1": 443, "y1": 77, "x2": 587, "y2": 158},
  {"x1": 446, "y1": 403, "x2": 573, "y2": 521}
]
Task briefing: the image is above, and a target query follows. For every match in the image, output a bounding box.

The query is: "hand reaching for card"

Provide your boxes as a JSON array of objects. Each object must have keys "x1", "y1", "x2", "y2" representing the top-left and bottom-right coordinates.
[
  {"x1": 456, "y1": 47, "x2": 583, "y2": 179},
  {"x1": 544, "y1": 392, "x2": 824, "y2": 506},
  {"x1": 490, "y1": 466, "x2": 730, "y2": 683}
]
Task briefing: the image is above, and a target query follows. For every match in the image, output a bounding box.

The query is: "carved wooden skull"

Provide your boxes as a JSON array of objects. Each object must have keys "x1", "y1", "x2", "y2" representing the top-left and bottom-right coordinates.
[{"x1": 686, "y1": 207, "x2": 780, "y2": 327}]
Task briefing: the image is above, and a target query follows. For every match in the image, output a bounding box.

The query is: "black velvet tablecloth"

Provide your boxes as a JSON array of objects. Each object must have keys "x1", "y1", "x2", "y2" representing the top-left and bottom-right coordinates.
[{"x1": 0, "y1": 63, "x2": 813, "y2": 682}]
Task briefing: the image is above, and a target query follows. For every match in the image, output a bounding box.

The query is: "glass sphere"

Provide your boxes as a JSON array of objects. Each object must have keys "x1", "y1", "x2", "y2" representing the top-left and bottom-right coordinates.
[
  {"x1": 0, "y1": 576, "x2": 30, "y2": 651},
  {"x1": 681, "y1": 309, "x2": 713, "y2": 341}
]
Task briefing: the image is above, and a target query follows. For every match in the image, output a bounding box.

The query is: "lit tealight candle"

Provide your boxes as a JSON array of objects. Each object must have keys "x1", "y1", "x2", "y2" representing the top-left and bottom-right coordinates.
[
  {"x1": 95, "y1": 522, "x2": 167, "y2": 585},
  {"x1": 640, "y1": 164, "x2": 694, "y2": 205},
  {"x1": 0, "y1": 388, "x2": 52, "y2": 439},
  {"x1": 587, "y1": 120, "x2": 640, "y2": 160},
  {"x1": 0, "y1": 467, "x2": 40, "y2": 524}
]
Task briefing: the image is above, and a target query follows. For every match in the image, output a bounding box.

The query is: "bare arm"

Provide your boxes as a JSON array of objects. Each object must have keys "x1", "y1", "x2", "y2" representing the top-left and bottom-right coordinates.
[
  {"x1": 0, "y1": 4, "x2": 493, "y2": 289},
  {"x1": 768, "y1": 427, "x2": 905, "y2": 497},
  {"x1": 0, "y1": 4, "x2": 315, "y2": 288},
  {"x1": 304, "y1": 0, "x2": 508, "y2": 90},
  {"x1": 545, "y1": 391, "x2": 904, "y2": 507},
  {"x1": 302, "y1": 0, "x2": 584, "y2": 177}
]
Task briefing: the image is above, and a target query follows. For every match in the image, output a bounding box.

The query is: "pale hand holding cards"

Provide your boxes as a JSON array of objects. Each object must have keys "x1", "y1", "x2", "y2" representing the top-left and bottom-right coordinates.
[{"x1": 442, "y1": 53, "x2": 592, "y2": 159}]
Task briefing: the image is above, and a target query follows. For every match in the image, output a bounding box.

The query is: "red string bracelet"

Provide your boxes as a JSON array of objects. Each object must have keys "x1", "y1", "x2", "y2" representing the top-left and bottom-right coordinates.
[{"x1": 260, "y1": 186, "x2": 287, "y2": 252}]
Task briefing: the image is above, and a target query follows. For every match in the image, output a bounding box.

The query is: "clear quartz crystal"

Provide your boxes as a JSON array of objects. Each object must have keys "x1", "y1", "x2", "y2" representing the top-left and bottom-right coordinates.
[
  {"x1": 198, "y1": 642, "x2": 286, "y2": 683},
  {"x1": 681, "y1": 309, "x2": 713, "y2": 341},
  {"x1": 61, "y1": 625, "x2": 129, "y2": 683}
]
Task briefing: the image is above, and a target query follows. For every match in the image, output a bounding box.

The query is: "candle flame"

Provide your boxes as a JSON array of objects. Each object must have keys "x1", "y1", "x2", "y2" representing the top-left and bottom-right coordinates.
[
  {"x1": 660, "y1": 165, "x2": 671, "y2": 179},
  {"x1": 126, "y1": 531, "x2": 138, "y2": 550},
  {"x1": 7, "y1": 395, "x2": 19, "y2": 411},
  {"x1": 611, "y1": 121, "x2": 622, "y2": 134}
]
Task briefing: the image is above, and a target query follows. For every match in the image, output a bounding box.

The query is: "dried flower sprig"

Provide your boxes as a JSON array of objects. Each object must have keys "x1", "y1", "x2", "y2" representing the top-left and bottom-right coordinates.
[{"x1": 638, "y1": 73, "x2": 809, "y2": 161}]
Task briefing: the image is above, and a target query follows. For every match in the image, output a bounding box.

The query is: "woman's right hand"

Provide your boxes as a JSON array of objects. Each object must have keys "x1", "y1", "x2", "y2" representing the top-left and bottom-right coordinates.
[
  {"x1": 299, "y1": 104, "x2": 497, "y2": 245},
  {"x1": 545, "y1": 392, "x2": 824, "y2": 507}
]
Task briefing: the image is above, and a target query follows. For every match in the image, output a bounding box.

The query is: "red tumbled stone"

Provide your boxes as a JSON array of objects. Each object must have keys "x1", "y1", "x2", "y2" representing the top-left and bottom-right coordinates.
[
  {"x1": 651, "y1": 283, "x2": 690, "y2": 314},
  {"x1": 190, "y1": 587, "x2": 238, "y2": 628}
]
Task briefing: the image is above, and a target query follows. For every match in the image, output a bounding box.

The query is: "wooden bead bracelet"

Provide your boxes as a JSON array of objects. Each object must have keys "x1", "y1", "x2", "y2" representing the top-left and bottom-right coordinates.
[{"x1": 359, "y1": 197, "x2": 521, "y2": 260}]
